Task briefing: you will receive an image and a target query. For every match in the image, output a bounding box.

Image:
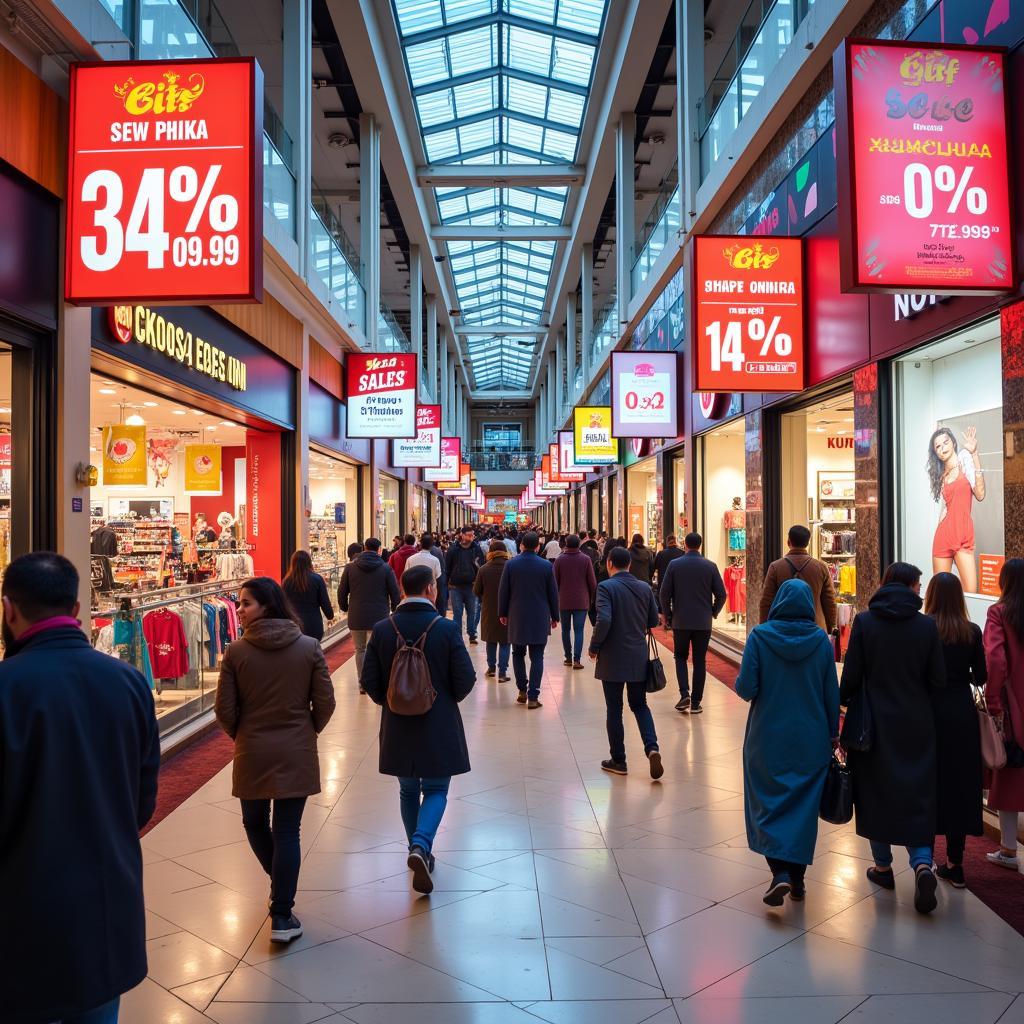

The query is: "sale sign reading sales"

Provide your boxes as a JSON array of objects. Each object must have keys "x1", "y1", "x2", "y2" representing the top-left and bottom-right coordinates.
[
  {"x1": 836, "y1": 40, "x2": 1014, "y2": 293},
  {"x1": 346, "y1": 353, "x2": 417, "y2": 438},
  {"x1": 611, "y1": 352, "x2": 681, "y2": 438},
  {"x1": 693, "y1": 236, "x2": 805, "y2": 393},
  {"x1": 392, "y1": 404, "x2": 442, "y2": 468},
  {"x1": 66, "y1": 58, "x2": 263, "y2": 304}
]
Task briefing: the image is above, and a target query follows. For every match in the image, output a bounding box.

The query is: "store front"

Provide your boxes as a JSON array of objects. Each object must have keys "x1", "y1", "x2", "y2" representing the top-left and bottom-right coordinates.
[
  {"x1": 378, "y1": 472, "x2": 401, "y2": 545},
  {"x1": 410, "y1": 483, "x2": 430, "y2": 534},
  {"x1": 587, "y1": 481, "x2": 601, "y2": 534},
  {"x1": 624, "y1": 444, "x2": 661, "y2": 546}
]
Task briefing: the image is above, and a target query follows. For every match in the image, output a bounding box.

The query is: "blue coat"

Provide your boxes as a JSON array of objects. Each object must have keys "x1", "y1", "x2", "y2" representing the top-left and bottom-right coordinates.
[
  {"x1": 590, "y1": 572, "x2": 660, "y2": 682},
  {"x1": 736, "y1": 579, "x2": 840, "y2": 864},
  {"x1": 497, "y1": 550, "x2": 560, "y2": 645}
]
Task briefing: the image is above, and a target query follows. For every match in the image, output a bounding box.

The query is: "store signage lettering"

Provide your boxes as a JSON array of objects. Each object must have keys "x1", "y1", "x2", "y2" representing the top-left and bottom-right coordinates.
[
  {"x1": 392, "y1": 404, "x2": 442, "y2": 468},
  {"x1": 893, "y1": 292, "x2": 953, "y2": 321},
  {"x1": 65, "y1": 58, "x2": 263, "y2": 304},
  {"x1": 694, "y1": 236, "x2": 804, "y2": 393},
  {"x1": 573, "y1": 406, "x2": 617, "y2": 465},
  {"x1": 109, "y1": 305, "x2": 248, "y2": 390},
  {"x1": 611, "y1": 351, "x2": 681, "y2": 438},
  {"x1": 836, "y1": 39, "x2": 1014, "y2": 293},
  {"x1": 423, "y1": 436, "x2": 461, "y2": 482},
  {"x1": 345, "y1": 353, "x2": 417, "y2": 438},
  {"x1": 826, "y1": 436, "x2": 854, "y2": 449}
]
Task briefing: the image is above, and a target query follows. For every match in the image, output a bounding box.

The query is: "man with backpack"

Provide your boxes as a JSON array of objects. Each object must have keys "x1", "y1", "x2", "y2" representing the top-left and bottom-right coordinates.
[
  {"x1": 360, "y1": 565, "x2": 477, "y2": 896},
  {"x1": 759, "y1": 524, "x2": 837, "y2": 633}
]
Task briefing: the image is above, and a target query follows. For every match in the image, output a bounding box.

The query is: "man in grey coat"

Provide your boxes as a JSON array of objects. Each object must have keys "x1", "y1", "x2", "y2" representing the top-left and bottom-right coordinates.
[
  {"x1": 659, "y1": 531, "x2": 727, "y2": 715},
  {"x1": 498, "y1": 531, "x2": 559, "y2": 708},
  {"x1": 589, "y1": 546, "x2": 663, "y2": 779}
]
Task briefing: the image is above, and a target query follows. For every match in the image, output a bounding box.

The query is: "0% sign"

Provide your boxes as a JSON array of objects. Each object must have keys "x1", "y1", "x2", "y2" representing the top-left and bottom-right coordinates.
[{"x1": 707, "y1": 315, "x2": 793, "y2": 372}]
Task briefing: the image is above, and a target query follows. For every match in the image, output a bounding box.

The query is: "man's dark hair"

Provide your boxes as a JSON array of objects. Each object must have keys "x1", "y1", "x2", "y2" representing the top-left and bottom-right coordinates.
[
  {"x1": 402, "y1": 564, "x2": 436, "y2": 596},
  {"x1": 588, "y1": 529, "x2": 597, "y2": 539},
  {"x1": 631, "y1": 533, "x2": 644, "y2": 547},
  {"x1": 882, "y1": 561, "x2": 922, "y2": 588},
  {"x1": 521, "y1": 531, "x2": 540, "y2": 551},
  {"x1": 364, "y1": 537, "x2": 382, "y2": 552},
  {"x1": 666, "y1": 535, "x2": 677, "y2": 544},
  {"x1": 461, "y1": 524, "x2": 474, "y2": 535},
  {"x1": 788, "y1": 525, "x2": 811, "y2": 549},
  {"x1": 347, "y1": 542, "x2": 363, "y2": 560},
  {"x1": 2, "y1": 552, "x2": 79, "y2": 620},
  {"x1": 420, "y1": 533, "x2": 434, "y2": 550},
  {"x1": 684, "y1": 532, "x2": 702, "y2": 550},
  {"x1": 608, "y1": 546, "x2": 631, "y2": 570},
  {"x1": 404, "y1": 533, "x2": 416, "y2": 546},
  {"x1": 566, "y1": 534, "x2": 581, "y2": 549}
]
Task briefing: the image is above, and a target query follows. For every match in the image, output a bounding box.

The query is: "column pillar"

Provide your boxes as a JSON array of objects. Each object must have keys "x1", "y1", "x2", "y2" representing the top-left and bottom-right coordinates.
[
  {"x1": 426, "y1": 295, "x2": 438, "y2": 402},
  {"x1": 547, "y1": 354, "x2": 556, "y2": 438},
  {"x1": 615, "y1": 112, "x2": 636, "y2": 323},
  {"x1": 566, "y1": 294, "x2": 577, "y2": 401},
  {"x1": 581, "y1": 243, "x2": 594, "y2": 386},
  {"x1": 283, "y1": 0, "x2": 311, "y2": 272},
  {"x1": 440, "y1": 337, "x2": 449, "y2": 428},
  {"x1": 555, "y1": 329, "x2": 564, "y2": 426},
  {"x1": 409, "y1": 245, "x2": 423, "y2": 399},
  {"x1": 296, "y1": 329, "x2": 310, "y2": 550},
  {"x1": 679, "y1": 0, "x2": 703, "y2": 233},
  {"x1": 359, "y1": 112, "x2": 381, "y2": 347}
]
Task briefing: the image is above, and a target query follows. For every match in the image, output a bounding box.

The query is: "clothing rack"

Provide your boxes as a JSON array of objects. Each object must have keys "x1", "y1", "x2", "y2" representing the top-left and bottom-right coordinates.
[{"x1": 95, "y1": 576, "x2": 250, "y2": 617}]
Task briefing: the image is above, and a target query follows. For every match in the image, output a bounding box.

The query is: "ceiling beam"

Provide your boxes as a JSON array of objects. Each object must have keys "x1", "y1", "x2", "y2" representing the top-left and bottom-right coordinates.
[
  {"x1": 433, "y1": 225, "x2": 571, "y2": 241},
  {"x1": 417, "y1": 164, "x2": 585, "y2": 188},
  {"x1": 455, "y1": 326, "x2": 546, "y2": 335}
]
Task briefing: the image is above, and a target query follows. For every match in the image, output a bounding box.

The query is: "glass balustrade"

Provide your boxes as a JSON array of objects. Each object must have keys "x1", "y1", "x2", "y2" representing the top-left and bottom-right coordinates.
[
  {"x1": 589, "y1": 295, "x2": 618, "y2": 368},
  {"x1": 263, "y1": 135, "x2": 296, "y2": 239},
  {"x1": 631, "y1": 184, "x2": 682, "y2": 293},
  {"x1": 309, "y1": 205, "x2": 366, "y2": 335},
  {"x1": 377, "y1": 304, "x2": 412, "y2": 353}
]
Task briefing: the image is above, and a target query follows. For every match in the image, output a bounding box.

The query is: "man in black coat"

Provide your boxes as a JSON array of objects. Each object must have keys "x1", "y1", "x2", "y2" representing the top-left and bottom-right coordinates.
[
  {"x1": 338, "y1": 537, "x2": 401, "y2": 689},
  {"x1": 361, "y1": 565, "x2": 476, "y2": 895},
  {"x1": 653, "y1": 534, "x2": 685, "y2": 589},
  {"x1": 659, "y1": 531, "x2": 727, "y2": 715},
  {"x1": 498, "y1": 531, "x2": 559, "y2": 708},
  {"x1": 445, "y1": 524, "x2": 485, "y2": 646},
  {"x1": 589, "y1": 546, "x2": 663, "y2": 779},
  {"x1": 0, "y1": 553, "x2": 160, "y2": 1024}
]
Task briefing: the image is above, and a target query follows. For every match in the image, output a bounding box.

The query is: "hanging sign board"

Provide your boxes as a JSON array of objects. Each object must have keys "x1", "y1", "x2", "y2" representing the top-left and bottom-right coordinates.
[
  {"x1": 345, "y1": 353, "x2": 417, "y2": 438},
  {"x1": 549, "y1": 442, "x2": 585, "y2": 483},
  {"x1": 573, "y1": 406, "x2": 617, "y2": 465},
  {"x1": 437, "y1": 464, "x2": 472, "y2": 493},
  {"x1": 558, "y1": 430, "x2": 595, "y2": 474},
  {"x1": 184, "y1": 443, "x2": 222, "y2": 491},
  {"x1": 836, "y1": 39, "x2": 1015, "y2": 294},
  {"x1": 423, "y1": 436, "x2": 461, "y2": 482},
  {"x1": 693, "y1": 236, "x2": 806, "y2": 393},
  {"x1": 66, "y1": 58, "x2": 263, "y2": 304},
  {"x1": 102, "y1": 424, "x2": 147, "y2": 485},
  {"x1": 611, "y1": 352, "x2": 682, "y2": 438},
  {"x1": 392, "y1": 404, "x2": 442, "y2": 467}
]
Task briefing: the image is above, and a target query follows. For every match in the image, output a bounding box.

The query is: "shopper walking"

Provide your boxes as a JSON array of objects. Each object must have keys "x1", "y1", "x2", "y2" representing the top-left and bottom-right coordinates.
[
  {"x1": 215, "y1": 577, "x2": 335, "y2": 943},
  {"x1": 554, "y1": 534, "x2": 597, "y2": 668},
  {"x1": 840, "y1": 562, "x2": 945, "y2": 913},
  {"x1": 282, "y1": 549, "x2": 335, "y2": 641},
  {"x1": 338, "y1": 538, "x2": 400, "y2": 690},
  {"x1": 983, "y1": 557, "x2": 1024, "y2": 871},
  {"x1": 406, "y1": 532, "x2": 443, "y2": 582},
  {"x1": 627, "y1": 533, "x2": 655, "y2": 585},
  {"x1": 474, "y1": 540, "x2": 512, "y2": 680},
  {"x1": 544, "y1": 534, "x2": 563, "y2": 561},
  {"x1": 446, "y1": 524, "x2": 485, "y2": 645},
  {"x1": 760, "y1": 525, "x2": 837, "y2": 633},
  {"x1": 0, "y1": 553, "x2": 160, "y2": 1024},
  {"x1": 388, "y1": 533, "x2": 419, "y2": 583},
  {"x1": 659, "y1": 532, "x2": 727, "y2": 714},
  {"x1": 498, "y1": 531, "x2": 560, "y2": 708},
  {"x1": 736, "y1": 579, "x2": 840, "y2": 905},
  {"x1": 588, "y1": 545, "x2": 663, "y2": 778},
  {"x1": 653, "y1": 534, "x2": 685, "y2": 589},
  {"x1": 923, "y1": 572, "x2": 986, "y2": 887},
  {"x1": 361, "y1": 565, "x2": 476, "y2": 894}
]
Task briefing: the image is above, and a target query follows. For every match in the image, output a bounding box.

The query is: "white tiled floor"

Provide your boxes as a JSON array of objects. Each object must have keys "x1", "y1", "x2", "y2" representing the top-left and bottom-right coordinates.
[{"x1": 125, "y1": 632, "x2": 1024, "y2": 1024}]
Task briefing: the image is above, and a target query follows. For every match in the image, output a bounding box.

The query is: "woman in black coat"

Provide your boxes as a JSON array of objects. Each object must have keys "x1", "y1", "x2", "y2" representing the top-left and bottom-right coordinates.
[
  {"x1": 840, "y1": 563, "x2": 946, "y2": 914},
  {"x1": 924, "y1": 572, "x2": 985, "y2": 888},
  {"x1": 282, "y1": 550, "x2": 335, "y2": 641}
]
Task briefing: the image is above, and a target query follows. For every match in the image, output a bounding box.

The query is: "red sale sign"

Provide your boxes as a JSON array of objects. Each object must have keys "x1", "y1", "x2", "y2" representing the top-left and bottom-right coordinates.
[
  {"x1": 424, "y1": 437, "x2": 461, "y2": 482},
  {"x1": 346, "y1": 353, "x2": 417, "y2": 438},
  {"x1": 693, "y1": 236, "x2": 805, "y2": 393},
  {"x1": 66, "y1": 58, "x2": 263, "y2": 305},
  {"x1": 836, "y1": 39, "x2": 1015, "y2": 293},
  {"x1": 392, "y1": 404, "x2": 442, "y2": 468}
]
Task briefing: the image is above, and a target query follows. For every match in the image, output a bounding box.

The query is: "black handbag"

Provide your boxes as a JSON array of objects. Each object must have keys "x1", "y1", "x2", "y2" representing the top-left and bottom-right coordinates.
[
  {"x1": 840, "y1": 688, "x2": 873, "y2": 751},
  {"x1": 819, "y1": 753, "x2": 853, "y2": 824},
  {"x1": 645, "y1": 630, "x2": 667, "y2": 693}
]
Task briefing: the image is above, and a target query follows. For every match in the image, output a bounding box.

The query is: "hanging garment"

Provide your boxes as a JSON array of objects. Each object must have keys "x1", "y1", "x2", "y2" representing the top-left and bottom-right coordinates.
[
  {"x1": 727, "y1": 528, "x2": 746, "y2": 552},
  {"x1": 143, "y1": 608, "x2": 190, "y2": 678},
  {"x1": 202, "y1": 602, "x2": 220, "y2": 667},
  {"x1": 723, "y1": 509, "x2": 745, "y2": 530},
  {"x1": 724, "y1": 563, "x2": 747, "y2": 614}
]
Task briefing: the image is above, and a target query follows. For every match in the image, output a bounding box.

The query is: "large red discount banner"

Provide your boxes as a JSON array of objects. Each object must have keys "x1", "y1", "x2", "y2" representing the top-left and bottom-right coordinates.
[
  {"x1": 836, "y1": 40, "x2": 1014, "y2": 294},
  {"x1": 66, "y1": 58, "x2": 263, "y2": 305},
  {"x1": 693, "y1": 236, "x2": 804, "y2": 393}
]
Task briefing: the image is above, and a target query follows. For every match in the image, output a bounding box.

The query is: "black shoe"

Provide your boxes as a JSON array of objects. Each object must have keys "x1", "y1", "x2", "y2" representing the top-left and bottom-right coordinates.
[
  {"x1": 563, "y1": 657, "x2": 573, "y2": 666},
  {"x1": 573, "y1": 661, "x2": 584, "y2": 670},
  {"x1": 408, "y1": 845, "x2": 434, "y2": 894},
  {"x1": 647, "y1": 750, "x2": 664, "y2": 780},
  {"x1": 689, "y1": 703, "x2": 704, "y2": 715},
  {"x1": 498, "y1": 674, "x2": 511, "y2": 682},
  {"x1": 936, "y1": 863, "x2": 966, "y2": 889},
  {"x1": 270, "y1": 914, "x2": 303, "y2": 943},
  {"x1": 469, "y1": 637, "x2": 479, "y2": 645},
  {"x1": 674, "y1": 696, "x2": 691, "y2": 712},
  {"x1": 516, "y1": 691, "x2": 528, "y2": 704},
  {"x1": 528, "y1": 699, "x2": 542, "y2": 709},
  {"x1": 790, "y1": 882, "x2": 806, "y2": 901},
  {"x1": 866, "y1": 866, "x2": 896, "y2": 890},
  {"x1": 485, "y1": 668, "x2": 496, "y2": 677},
  {"x1": 914, "y1": 865, "x2": 938, "y2": 914},
  {"x1": 763, "y1": 876, "x2": 792, "y2": 906},
  {"x1": 428, "y1": 853, "x2": 436, "y2": 873},
  {"x1": 601, "y1": 759, "x2": 628, "y2": 775}
]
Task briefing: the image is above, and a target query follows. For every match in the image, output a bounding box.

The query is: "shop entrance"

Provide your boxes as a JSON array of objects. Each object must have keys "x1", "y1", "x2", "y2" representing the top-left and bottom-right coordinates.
[
  {"x1": 379, "y1": 472, "x2": 400, "y2": 547},
  {"x1": 626, "y1": 456, "x2": 660, "y2": 545}
]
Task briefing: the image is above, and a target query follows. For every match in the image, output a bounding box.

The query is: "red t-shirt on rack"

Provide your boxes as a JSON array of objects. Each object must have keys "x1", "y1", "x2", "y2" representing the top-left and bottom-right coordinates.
[{"x1": 143, "y1": 608, "x2": 190, "y2": 679}]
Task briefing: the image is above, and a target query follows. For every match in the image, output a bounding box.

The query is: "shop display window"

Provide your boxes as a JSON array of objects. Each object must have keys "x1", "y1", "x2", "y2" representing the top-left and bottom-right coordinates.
[
  {"x1": 626, "y1": 458, "x2": 660, "y2": 545},
  {"x1": 895, "y1": 319, "x2": 1003, "y2": 624},
  {"x1": 672, "y1": 452, "x2": 687, "y2": 536},
  {"x1": 379, "y1": 473, "x2": 400, "y2": 546}
]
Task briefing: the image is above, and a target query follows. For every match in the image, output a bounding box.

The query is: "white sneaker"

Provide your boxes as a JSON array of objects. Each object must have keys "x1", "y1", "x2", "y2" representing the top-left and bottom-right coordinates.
[{"x1": 985, "y1": 849, "x2": 1020, "y2": 870}]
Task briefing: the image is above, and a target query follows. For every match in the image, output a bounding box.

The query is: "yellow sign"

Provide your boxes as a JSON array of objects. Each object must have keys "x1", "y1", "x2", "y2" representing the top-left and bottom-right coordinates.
[
  {"x1": 574, "y1": 406, "x2": 617, "y2": 465},
  {"x1": 102, "y1": 424, "x2": 148, "y2": 485},
  {"x1": 184, "y1": 443, "x2": 222, "y2": 491}
]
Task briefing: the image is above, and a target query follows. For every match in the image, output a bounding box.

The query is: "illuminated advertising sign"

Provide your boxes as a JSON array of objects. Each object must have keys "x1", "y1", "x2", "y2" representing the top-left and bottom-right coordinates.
[
  {"x1": 573, "y1": 406, "x2": 617, "y2": 465},
  {"x1": 66, "y1": 58, "x2": 263, "y2": 304},
  {"x1": 392, "y1": 404, "x2": 442, "y2": 467},
  {"x1": 424, "y1": 437, "x2": 461, "y2": 482},
  {"x1": 558, "y1": 430, "x2": 595, "y2": 474},
  {"x1": 693, "y1": 236, "x2": 805, "y2": 393},
  {"x1": 346, "y1": 353, "x2": 417, "y2": 438},
  {"x1": 549, "y1": 443, "x2": 585, "y2": 483},
  {"x1": 487, "y1": 497, "x2": 519, "y2": 516},
  {"x1": 611, "y1": 352, "x2": 681, "y2": 438},
  {"x1": 836, "y1": 39, "x2": 1014, "y2": 293}
]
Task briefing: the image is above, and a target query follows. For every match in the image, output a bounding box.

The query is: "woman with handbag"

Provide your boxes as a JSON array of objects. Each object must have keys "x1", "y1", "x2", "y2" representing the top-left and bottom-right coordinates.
[
  {"x1": 983, "y1": 557, "x2": 1024, "y2": 871},
  {"x1": 840, "y1": 562, "x2": 946, "y2": 914},
  {"x1": 735, "y1": 579, "x2": 840, "y2": 906},
  {"x1": 923, "y1": 572, "x2": 986, "y2": 888}
]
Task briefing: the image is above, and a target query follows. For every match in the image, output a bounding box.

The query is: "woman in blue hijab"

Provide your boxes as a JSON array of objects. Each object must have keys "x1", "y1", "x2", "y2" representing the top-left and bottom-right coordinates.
[{"x1": 736, "y1": 578, "x2": 841, "y2": 905}]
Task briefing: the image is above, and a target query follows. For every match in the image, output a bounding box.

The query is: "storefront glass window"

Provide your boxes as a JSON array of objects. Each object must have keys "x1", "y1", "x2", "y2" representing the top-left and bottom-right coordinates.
[
  {"x1": 626, "y1": 458, "x2": 660, "y2": 545},
  {"x1": 672, "y1": 452, "x2": 687, "y2": 536},
  {"x1": 309, "y1": 449, "x2": 360, "y2": 638},
  {"x1": 379, "y1": 473, "x2": 400, "y2": 545},
  {"x1": 895, "y1": 318, "x2": 1003, "y2": 624},
  {"x1": 0, "y1": 343, "x2": 13, "y2": 573}
]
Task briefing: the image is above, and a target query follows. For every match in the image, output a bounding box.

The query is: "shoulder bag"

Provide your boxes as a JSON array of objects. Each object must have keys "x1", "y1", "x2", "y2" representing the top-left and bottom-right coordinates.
[
  {"x1": 819, "y1": 751, "x2": 853, "y2": 824},
  {"x1": 645, "y1": 629, "x2": 667, "y2": 694},
  {"x1": 974, "y1": 684, "x2": 1007, "y2": 771}
]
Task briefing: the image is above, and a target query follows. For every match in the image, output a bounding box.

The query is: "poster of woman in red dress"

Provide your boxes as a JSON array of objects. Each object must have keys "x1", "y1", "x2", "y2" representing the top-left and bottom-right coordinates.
[{"x1": 929, "y1": 425, "x2": 986, "y2": 593}]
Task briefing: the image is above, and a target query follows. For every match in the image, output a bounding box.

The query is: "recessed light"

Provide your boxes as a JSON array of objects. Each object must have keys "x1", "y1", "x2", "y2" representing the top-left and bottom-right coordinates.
[
  {"x1": 190, "y1": 409, "x2": 203, "y2": 416},
  {"x1": 0, "y1": 407, "x2": 10, "y2": 414},
  {"x1": 171, "y1": 409, "x2": 187, "y2": 416},
  {"x1": 98, "y1": 388, "x2": 117, "y2": 395},
  {"x1": 100, "y1": 381, "x2": 116, "y2": 386},
  {"x1": 220, "y1": 421, "x2": 236, "y2": 427},
  {"x1": 143, "y1": 401, "x2": 159, "y2": 408}
]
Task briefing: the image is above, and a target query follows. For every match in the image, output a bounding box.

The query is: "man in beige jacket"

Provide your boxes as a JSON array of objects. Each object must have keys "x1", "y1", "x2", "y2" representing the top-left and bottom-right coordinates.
[{"x1": 759, "y1": 525, "x2": 837, "y2": 632}]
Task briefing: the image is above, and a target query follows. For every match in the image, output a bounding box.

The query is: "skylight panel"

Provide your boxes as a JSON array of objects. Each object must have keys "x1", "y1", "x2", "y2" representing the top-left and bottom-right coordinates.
[
  {"x1": 448, "y1": 24, "x2": 497, "y2": 77},
  {"x1": 424, "y1": 128, "x2": 460, "y2": 161},
  {"x1": 441, "y1": 0, "x2": 495, "y2": 27},
  {"x1": 506, "y1": 118, "x2": 544, "y2": 153},
  {"x1": 506, "y1": 0, "x2": 556, "y2": 27},
  {"x1": 416, "y1": 90, "x2": 455, "y2": 128},
  {"x1": 539, "y1": 125, "x2": 577, "y2": 159},
  {"x1": 505, "y1": 77, "x2": 547, "y2": 116},
  {"x1": 505, "y1": 24, "x2": 553, "y2": 77},
  {"x1": 547, "y1": 88, "x2": 585, "y2": 127},
  {"x1": 393, "y1": 0, "x2": 443, "y2": 35},
  {"x1": 452, "y1": 78, "x2": 499, "y2": 118},
  {"x1": 551, "y1": 37, "x2": 595, "y2": 83},
  {"x1": 555, "y1": 0, "x2": 605, "y2": 35},
  {"x1": 458, "y1": 117, "x2": 499, "y2": 154},
  {"x1": 405, "y1": 38, "x2": 449, "y2": 88}
]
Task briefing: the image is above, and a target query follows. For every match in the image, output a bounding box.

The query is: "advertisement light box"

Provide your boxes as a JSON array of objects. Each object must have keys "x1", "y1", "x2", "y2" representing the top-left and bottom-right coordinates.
[
  {"x1": 346, "y1": 353, "x2": 417, "y2": 438},
  {"x1": 611, "y1": 352, "x2": 682, "y2": 438}
]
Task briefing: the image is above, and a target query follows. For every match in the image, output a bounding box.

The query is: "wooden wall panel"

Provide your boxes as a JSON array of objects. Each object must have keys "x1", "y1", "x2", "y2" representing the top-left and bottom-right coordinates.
[
  {"x1": 0, "y1": 48, "x2": 65, "y2": 196},
  {"x1": 213, "y1": 292, "x2": 303, "y2": 367},
  {"x1": 309, "y1": 339, "x2": 342, "y2": 399}
]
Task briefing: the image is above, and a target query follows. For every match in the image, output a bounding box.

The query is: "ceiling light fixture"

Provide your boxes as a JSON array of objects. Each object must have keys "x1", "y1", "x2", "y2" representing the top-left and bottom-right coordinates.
[
  {"x1": 171, "y1": 409, "x2": 187, "y2": 416},
  {"x1": 143, "y1": 401, "x2": 159, "y2": 408},
  {"x1": 98, "y1": 388, "x2": 117, "y2": 395},
  {"x1": 125, "y1": 412, "x2": 146, "y2": 427}
]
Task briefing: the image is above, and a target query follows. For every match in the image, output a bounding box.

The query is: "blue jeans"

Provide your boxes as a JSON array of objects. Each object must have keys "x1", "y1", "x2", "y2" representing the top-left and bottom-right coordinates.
[
  {"x1": 560, "y1": 609, "x2": 587, "y2": 663},
  {"x1": 869, "y1": 840, "x2": 933, "y2": 870},
  {"x1": 449, "y1": 586, "x2": 479, "y2": 640},
  {"x1": 486, "y1": 641, "x2": 510, "y2": 674},
  {"x1": 513, "y1": 642, "x2": 546, "y2": 699},
  {"x1": 399, "y1": 776, "x2": 452, "y2": 853},
  {"x1": 62, "y1": 997, "x2": 120, "y2": 1024},
  {"x1": 240, "y1": 796, "x2": 307, "y2": 917},
  {"x1": 602, "y1": 680, "x2": 658, "y2": 763}
]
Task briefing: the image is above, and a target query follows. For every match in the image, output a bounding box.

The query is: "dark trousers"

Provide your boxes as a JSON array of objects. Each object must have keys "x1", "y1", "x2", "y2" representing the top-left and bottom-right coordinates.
[
  {"x1": 672, "y1": 628, "x2": 711, "y2": 703},
  {"x1": 944, "y1": 833, "x2": 966, "y2": 864},
  {"x1": 512, "y1": 642, "x2": 546, "y2": 699},
  {"x1": 240, "y1": 796, "x2": 307, "y2": 917},
  {"x1": 602, "y1": 679, "x2": 658, "y2": 763},
  {"x1": 766, "y1": 856, "x2": 806, "y2": 884}
]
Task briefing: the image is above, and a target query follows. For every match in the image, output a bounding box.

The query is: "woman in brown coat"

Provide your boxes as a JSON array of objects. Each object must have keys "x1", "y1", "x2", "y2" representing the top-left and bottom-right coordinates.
[
  {"x1": 474, "y1": 541, "x2": 511, "y2": 680},
  {"x1": 215, "y1": 577, "x2": 335, "y2": 944}
]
